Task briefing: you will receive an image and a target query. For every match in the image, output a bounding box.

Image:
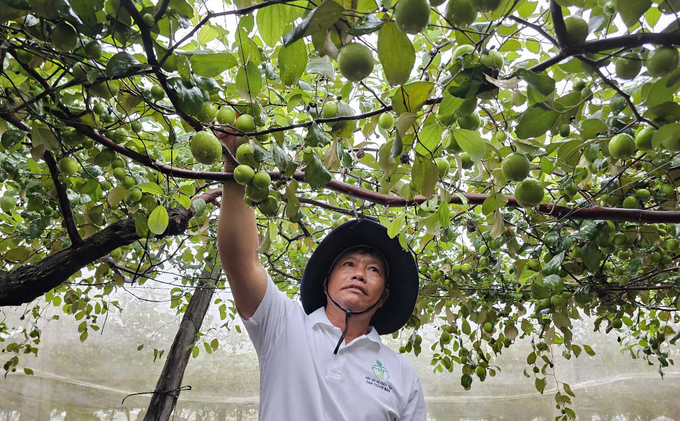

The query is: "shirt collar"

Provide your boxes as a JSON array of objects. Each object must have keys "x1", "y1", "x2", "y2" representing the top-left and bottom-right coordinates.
[{"x1": 309, "y1": 307, "x2": 382, "y2": 345}]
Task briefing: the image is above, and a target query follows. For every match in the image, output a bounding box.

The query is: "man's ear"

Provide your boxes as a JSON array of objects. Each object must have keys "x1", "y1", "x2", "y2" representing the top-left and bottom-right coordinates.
[{"x1": 379, "y1": 288, "x2": 390, "y2": 306}]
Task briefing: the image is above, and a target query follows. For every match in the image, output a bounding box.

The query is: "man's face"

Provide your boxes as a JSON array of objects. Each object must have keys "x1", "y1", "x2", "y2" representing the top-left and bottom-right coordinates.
[{"x1": 325, "y1": 249, "x2": 388, "y2": 312}]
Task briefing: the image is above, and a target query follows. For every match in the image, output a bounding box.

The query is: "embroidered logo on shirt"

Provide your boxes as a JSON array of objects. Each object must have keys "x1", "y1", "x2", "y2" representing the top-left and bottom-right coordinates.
[{"x1": 371, "y1": 360, "x2": 390, "y2": 380}]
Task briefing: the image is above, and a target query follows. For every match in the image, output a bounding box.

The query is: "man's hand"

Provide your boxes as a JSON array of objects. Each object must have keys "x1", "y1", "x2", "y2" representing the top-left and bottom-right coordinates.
[{"x1": 215, "y1": 125, "x2": 246, "y2": 171}]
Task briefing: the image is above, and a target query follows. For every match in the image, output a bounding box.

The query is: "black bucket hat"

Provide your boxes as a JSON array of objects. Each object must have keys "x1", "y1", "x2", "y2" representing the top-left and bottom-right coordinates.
[{"x1": 300, "y1": 219, "x2": 419, "y2": 335}]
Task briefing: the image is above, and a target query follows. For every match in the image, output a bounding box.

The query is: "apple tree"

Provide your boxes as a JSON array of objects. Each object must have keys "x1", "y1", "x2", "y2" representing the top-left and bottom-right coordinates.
[{"x1": 2, "y1": 0, "x2": 680, "y2": 418}]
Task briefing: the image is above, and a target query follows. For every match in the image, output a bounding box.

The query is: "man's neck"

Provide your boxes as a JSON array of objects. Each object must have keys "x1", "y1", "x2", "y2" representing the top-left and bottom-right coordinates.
[{"x1": 324, "y1": 306, "x2": 372, "y2": 344}]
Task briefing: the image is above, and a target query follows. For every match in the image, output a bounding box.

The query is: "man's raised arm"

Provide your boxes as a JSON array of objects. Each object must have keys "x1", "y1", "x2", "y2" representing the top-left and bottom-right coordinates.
[{"x1": 217, "y1": 132, "x2": 268, "y2": 320}]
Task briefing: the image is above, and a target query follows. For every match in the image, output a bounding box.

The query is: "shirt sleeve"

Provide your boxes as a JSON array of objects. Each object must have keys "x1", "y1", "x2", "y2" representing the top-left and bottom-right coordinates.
[
  {"x1": 241, "y1": 274, "x2": 296, "y2": 360},
  {"x1": 401, "y1": 375, "x2": 427, "y2": 420}
]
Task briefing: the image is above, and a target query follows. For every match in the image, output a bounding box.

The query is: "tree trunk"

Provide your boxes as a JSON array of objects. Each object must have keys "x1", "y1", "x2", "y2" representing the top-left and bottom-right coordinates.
[{"x1": 142, "y1": 265, "x2": 219, "y2": 421}]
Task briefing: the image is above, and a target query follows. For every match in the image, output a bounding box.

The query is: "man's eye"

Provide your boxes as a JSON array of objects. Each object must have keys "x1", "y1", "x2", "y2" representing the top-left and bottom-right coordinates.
[
  {"x1": 370, "y1": 267, "x2": 380, "y2": 273},
  {"x1": 344, "y1": 261, "x2": 354, "y2": 266}
]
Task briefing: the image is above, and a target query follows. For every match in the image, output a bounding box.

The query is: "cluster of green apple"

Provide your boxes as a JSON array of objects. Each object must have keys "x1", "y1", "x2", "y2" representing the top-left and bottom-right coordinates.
[
  {"x1": 334, "y1": 0, "x2": 502, "y2": 83},
  {"x1": 395, "y1": 0, "x2": 501, "y2": 35},
  {"x1": 233, "y1": 143, "x2": 279, "y2": 217}
]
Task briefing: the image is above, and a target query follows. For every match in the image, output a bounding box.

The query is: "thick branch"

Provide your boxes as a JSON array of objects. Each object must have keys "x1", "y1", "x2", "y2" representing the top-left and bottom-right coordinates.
[
  {"x1": 578, "y1": 31, "x2": 680, "y2": 54},
  {"x1": 5, "y1": 109, "x2": 680, "y2": 224},
  {"x1": 550, "y1": 1, "x2": 570, "y2": 47},
  {"x1": 3, "y1": 112, "x2": 84, "y2": 245},
  {"x1": 0, "y1": 189, "x2": 221, "y2": 307},
  {"x1": 44, "y1": 151, "x2": 83, "y2": 247},
  {"x1": 120, "y1": 0, "x2": 202, "y2": 131},
  {"x1": 153, "y1": 0, "x2": 170, "y2": 21}
]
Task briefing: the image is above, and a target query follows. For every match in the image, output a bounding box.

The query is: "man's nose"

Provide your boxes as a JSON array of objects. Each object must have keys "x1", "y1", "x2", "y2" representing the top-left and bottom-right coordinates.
[{"x1": 352, "y1": 270, "x2": 366, "y2": 282}]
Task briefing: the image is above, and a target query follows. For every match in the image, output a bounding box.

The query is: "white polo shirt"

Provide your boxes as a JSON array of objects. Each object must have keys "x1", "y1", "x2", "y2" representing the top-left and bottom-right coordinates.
[{"x1": 242, "y1": 275, "x2": 427, "y2": 421}]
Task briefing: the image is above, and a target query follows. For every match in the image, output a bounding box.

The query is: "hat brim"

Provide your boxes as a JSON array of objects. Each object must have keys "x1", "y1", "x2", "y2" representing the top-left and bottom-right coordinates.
[{"x1": 300, "y1": 219, "x2": 419, "y2": 335}]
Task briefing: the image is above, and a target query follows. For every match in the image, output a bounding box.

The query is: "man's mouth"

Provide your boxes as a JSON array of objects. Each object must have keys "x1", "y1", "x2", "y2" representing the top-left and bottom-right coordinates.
[{"x1": 343, "y1": 284, "x2": 367, "y2": 295}]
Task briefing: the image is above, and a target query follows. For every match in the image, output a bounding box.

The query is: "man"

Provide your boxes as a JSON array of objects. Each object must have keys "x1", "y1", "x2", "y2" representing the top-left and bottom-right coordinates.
[{"x1": 217, "y1": 133, "x2": 426, "y2": 420}]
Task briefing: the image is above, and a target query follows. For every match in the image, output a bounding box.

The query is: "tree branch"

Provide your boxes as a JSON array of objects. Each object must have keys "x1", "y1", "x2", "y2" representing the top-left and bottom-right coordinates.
[
  {"x1": 43, "y1": 151, "x2": 84, "y2": 247},
  {"x1": 0, "y1": 188, "x2": 221, "y2": 306},
  {"x1": 3, "y1": 112, "x2": 84, "y2": 246},
  {"x1": 153, "y1": 0, "x2": 171, "y2": 21},
  {"x1": 509, "y1": 15, "x2": 558, "y2": 47},
  {"x1": 120, "y1": 0, "x2": 203, "y2": 131},
  {"x1": 580, "y1": 56, "x2": 659, "y2": 129},
  {"x1": 550, "y1": 0, "x2": 570, "y2": 48}
]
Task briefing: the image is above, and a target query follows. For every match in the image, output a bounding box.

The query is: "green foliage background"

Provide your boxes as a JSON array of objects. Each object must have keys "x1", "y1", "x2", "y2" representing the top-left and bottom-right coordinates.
[{"x1": 2, "y1": 0, "x2": 680, "y2": 417}]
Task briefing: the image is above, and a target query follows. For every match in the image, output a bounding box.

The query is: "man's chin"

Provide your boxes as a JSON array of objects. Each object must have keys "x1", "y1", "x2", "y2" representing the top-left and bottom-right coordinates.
[{"x1": 332, "y1": 293, "x2": 370, "y2": 312}]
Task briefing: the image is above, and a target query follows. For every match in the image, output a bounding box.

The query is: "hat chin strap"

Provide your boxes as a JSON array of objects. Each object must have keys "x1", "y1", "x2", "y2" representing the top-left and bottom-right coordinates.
[{"x1": 325, "y1": 281, "x2": 386, "y2": 355}]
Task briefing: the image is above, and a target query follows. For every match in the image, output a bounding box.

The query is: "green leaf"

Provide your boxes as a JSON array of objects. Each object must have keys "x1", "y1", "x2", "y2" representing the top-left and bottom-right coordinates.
[
  {"x1": 582, "y1": 243, "x2": 603, "y2": 272},
  {"x1": 531, "y1": 281, "x2": 550, "y2": 299},
  {"x1": 410, "y1": 154, "x2": 439, "y2": 199},
  {"x1": 391, "y1": 131, "x2": 404, "y2": 158},
  {"x1": 347, "y1": 14, "x2": 384, "y2": 35},
  {"x1": 107, "y1": 186, "x2": 127, "y2": 207},
  {"x1": 516, "y1": 69, "x2": 555, "y2": 96},
  {"x1": 257, "y1": 4, "x2": 287, "y2": 47},
  {"x1": 535, "y1": 377, "x2": 546, "y2": 394},
  {"x1": 32, "y1": 124, "x2": 59, "y2": 152},
  {"x1": 236, "y1": 61, "x2": 262, "y2": 102},
  {"x1": 285, "y1": 180, "x2": 300, "y2": 220},
  {"x1": 438, "y1": 94, "x2": 464, "y2": 117},
  {"x1": 138, "y1": 182, "x2": 164, "y2": 195},
  {"x1": 645, "y1": 70, "x2": 680, "y2": 108},
  {"x1": 279, "y1": 40, "x2": 308, "y2": 86},
  {"x1": 395, "y1": 112, "x2": 418, "y2": 137},
  {"x1": 148, "y1": 206, "x2": 169, "y2": 235},
  {"x1": 168, "y1": 0, "x2": 193, "y2": 17},
  {"x1": 580, "y1": 119, "x2": 608, "y2": 140},
  {"x1": 2, "y1": 0, "x2": 30, "y2": 10},
  {"x1": 304, "y1": 123, "x2": 331, "y2": 147},
  {"x1": 377, "y1": 21, "x2": 415, "y2": 86},
  {"x1": 583, "y1": 344, "x2": 596, "y2": 356},
  {"x1": 388, "y1": 215, "x2": 405, "y2": 238},
  {"x1": 415, "y1": 124, "x2": 443, "y2": 156},
  {"x1": 134, "y1": 212, "x2": 149, "y2": 238},
  {"x1": 281, "y1": 0, "x2": 345, "y2": 47},
  {"x1": 256, "y1": 224, "x2": 271, "y2": 253},
  {"x1": 23, "y1": 367, "x2": 34, "y2": 375},
  {"x1": 177, "y1": 55, "x2": 191, "y2": 80},
  {"x1": 452, "y1": 129, "x2": 486, "y2": 161},
  {"x1": 515, "y1": 105, "x2": 559, "y2": 139},
  {"x1": 481, "y1": 193, "x2": 507, "y2": 215},
  {"x1": 542, "y1": 252, "x2": 565, "y2": 277},
  {"x1": 272, "y1": 144, "x2": 296, "y2": 175},
  {"x1": 543, "y1": 274, "x2": 565, "y2": 293},
  {"x1": 305, "y1": 153, "x2": 332, "y2": 189},
  {"x1": 190, "y1": 52, "x2": 238, "y2": 78},
  {"x1": 553, "y1": 311, "x2": 571, "y2": 329},
  {"x1": 1, "y1": 130, "x2": 26, "y2": 149},
  {"x1": 70, "y1": 0, "x2": 102, "y2": 25},
  {"x1": 462, "y1": 319, "x2": 471, "y2": 335},
  {"x1": 306, "y1": 56, "x2": 335, "y2": 79},
  {"x1": 197, "y1": 25, "x2": 218, "y2": 45},
  {"x1": 615, "y1": 0, "x2": 651, "y2": 28},
  {"x1": 562, "y1": 383, "x2": 576, "y2": 398},
  {"x1": 167, "y1": 78, "x2": 204, "y2": 116},
  {"x1": 192, "y1": 198, "x2": 206, "y2": 217},
  {"x1": 652, "y1": 122, "x2": 680, "y2": 149},
  {"x1": 391, "y1": 82, "x2": 434, "y2": 115},
  {"x1": 106, "y1": 52, "x2": 141, "y2": 77}
]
